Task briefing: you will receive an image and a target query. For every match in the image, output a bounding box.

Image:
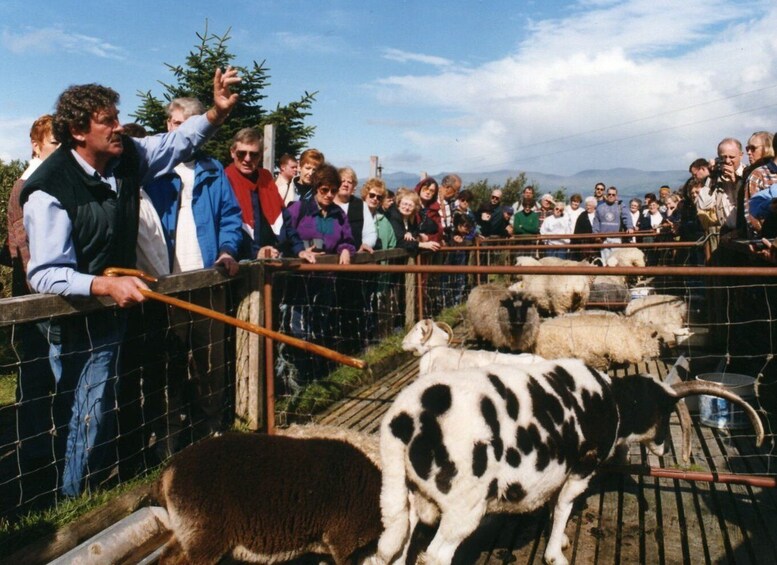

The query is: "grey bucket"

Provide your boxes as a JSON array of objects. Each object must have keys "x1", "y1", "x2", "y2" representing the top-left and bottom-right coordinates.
[{"x1": 696, "y1": 373, "x2": 756, "y2": 430}]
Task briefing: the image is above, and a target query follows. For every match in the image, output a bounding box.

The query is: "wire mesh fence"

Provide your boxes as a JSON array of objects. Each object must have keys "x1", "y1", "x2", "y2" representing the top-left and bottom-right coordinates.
[{"x1": 2, "y1": 238, "x2": 777, "y2": 533}]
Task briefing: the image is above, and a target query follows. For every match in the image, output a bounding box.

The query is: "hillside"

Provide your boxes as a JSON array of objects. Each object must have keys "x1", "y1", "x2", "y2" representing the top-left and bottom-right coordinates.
[{"x1": 382, "y1": 167, "x2": 689, "y2": 200}]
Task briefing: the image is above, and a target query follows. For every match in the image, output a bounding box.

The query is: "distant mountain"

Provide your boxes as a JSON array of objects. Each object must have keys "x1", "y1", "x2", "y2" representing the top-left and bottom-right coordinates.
[{"x1": 382, "y1": 168, "x2": 688, "y2": 200}]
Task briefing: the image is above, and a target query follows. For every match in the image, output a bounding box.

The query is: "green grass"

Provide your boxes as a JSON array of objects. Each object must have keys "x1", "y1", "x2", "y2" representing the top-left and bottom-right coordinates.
[
  {"x1": 0, "y1": 467, "x2": 162, "y2": 556},
  {"x1": 0, "y1": 372, "x2": 15, "y2": 406},
  {"x1": 276, "y1": 305, "x2": 466, "y2": 420}
]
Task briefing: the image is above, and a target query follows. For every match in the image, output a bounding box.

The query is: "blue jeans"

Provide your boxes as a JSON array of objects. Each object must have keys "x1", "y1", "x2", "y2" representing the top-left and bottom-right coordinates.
[{"x1": 54, "y1": 312, "x2": 125, "y2": 497}]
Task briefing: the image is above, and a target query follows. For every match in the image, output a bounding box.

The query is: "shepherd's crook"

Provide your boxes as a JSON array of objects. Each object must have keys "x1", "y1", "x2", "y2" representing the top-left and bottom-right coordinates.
[{"x1": 103, "y1": 267, "x2": 367, "y2": 370}]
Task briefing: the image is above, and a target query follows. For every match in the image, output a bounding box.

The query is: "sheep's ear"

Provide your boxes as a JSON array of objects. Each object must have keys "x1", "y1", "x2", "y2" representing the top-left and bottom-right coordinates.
[{"x1": 435, "y1": 322, "x2": 454, "y2": 343}]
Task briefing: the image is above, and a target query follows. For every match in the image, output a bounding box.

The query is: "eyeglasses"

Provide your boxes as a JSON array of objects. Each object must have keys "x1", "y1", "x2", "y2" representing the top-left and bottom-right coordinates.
[
  {"x1": 554, "y1": 207, "x2": 564, "y2": 211},
  {"x1": 367, "y1": 192, "x2": 384, "y2": 200},
  {"x1": 317, "y1": 187, "x2": 337, "y2": 195},
  {"x1": 746, "y1": 145, "x2": 761, "y2": 152},
  {"x1": 595, "y1": 187, "x2": 605, "y2": 191},
  {"x1": 235, "y1": 150, "x2": 260, "y2": 160},
  {"x1": 606, "y1": 193, "x2": 617, "y2": 197}
]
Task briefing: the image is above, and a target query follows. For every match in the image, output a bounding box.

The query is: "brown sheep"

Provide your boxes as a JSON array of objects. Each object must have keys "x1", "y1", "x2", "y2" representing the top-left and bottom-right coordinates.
[{"x1": 154, "y1": 431, "x2": 382, "y2": 564}]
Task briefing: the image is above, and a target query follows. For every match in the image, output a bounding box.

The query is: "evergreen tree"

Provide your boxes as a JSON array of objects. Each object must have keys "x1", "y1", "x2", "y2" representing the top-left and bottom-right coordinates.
[{"x1": 132, "y1": 23, "x2": 316, "y2": 166}]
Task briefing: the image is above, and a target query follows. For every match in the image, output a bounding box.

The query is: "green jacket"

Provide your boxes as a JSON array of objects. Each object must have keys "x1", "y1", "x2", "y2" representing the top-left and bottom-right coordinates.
[{"x1": 513, "y1": 209, "x2": 540, "y2": 235}]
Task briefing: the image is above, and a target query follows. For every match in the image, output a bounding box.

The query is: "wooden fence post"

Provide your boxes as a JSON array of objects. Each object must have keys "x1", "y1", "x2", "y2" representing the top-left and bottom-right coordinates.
[
  {"x1": 235, "y1": 263, "x2": 265, "y2": 431},
  {"x1": 404, "y1": 257, "x2": 416, "y2": 330},
  {"x1": 263, "y1": 123, "x2": 276, "y2": 173}
]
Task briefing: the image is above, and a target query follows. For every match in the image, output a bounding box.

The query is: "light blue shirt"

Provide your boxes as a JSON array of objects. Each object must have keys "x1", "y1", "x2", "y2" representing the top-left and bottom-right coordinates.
[{"x1": 23, "y1": 114, "x2": 217, "y2": 296}]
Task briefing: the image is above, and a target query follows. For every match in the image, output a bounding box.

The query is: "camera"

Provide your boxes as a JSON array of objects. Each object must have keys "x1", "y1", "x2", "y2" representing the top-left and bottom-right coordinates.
[{"x1": 714, "y1": 156, "x2": 725, "y2": 172}]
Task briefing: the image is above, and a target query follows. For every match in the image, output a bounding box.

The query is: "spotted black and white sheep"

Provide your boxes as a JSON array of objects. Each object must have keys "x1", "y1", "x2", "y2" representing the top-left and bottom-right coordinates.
[
  {"x1": 373, "y1": 359, "x2": 763, "y2": 565},
  {"x1": 153, "y1": 427, "x2": 382, "y2": 564},
  {"x1": 403, "y1": 319, "x2": 544, "y2": 374}
]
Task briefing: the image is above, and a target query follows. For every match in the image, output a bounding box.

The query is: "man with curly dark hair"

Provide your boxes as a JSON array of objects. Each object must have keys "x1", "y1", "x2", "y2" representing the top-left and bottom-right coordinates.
[{"x1": 20, "y1": 67, "x2": 241, "y2": 498}]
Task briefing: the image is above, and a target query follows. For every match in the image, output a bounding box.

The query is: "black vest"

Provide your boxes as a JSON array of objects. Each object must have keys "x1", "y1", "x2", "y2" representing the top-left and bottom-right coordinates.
[
  {"x1": 346, "y1": 196, "x2": 365, "y2": 249},
  {"x1": 21, "y1": 137, "x2": 141, "y2": 275}
]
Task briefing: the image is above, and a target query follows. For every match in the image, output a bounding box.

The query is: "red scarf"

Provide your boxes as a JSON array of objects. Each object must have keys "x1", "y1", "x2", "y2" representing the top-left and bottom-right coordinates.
[{"x1": 225, "y1": 164, "x2": 285, "y2": 235}]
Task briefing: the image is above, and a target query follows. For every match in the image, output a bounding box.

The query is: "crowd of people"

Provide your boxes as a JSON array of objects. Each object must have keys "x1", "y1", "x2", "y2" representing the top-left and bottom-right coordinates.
[{"x1": 4, "y1": 62, "x2": 777, "y2": 504}]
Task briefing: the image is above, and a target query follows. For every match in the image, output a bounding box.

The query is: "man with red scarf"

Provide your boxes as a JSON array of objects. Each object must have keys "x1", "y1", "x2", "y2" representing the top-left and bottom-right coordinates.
[{"x1": 225, "y1": 127, "x2": 315, "y2": 262}]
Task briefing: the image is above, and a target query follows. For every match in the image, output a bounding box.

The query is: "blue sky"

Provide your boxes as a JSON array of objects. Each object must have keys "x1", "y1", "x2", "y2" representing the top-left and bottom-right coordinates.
[{"x1": 1, "y1": 0, "x2": 776, "y2": 181}]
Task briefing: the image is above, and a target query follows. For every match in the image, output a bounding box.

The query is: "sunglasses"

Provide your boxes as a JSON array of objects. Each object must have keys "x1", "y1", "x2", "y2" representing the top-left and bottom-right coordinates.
[
  {"x1": 235, "y1": 150, "x2": 260, "y2": 160},
  {"x1": 317, "y1": 187, "x2": 337, "y2": 195},
  {"x1": 367, "y1": 192, "x2": 384, "y2": 200},
  {"x1": 606, "y1": 193, "x2": 617, "y2": 197},
  {"x1": 491, "y1": 196, "x2": 501, "y2": 200},
  {"x1": 746, "y1": 145, "x2": 760, "y2": 152}
]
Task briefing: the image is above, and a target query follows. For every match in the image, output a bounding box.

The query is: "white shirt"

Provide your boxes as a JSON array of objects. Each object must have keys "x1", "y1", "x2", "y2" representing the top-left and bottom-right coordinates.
[
  {"x1": 136, "y1": 188, "x2": 170, "y2": 277},
  {"x1": 172, "y1": 161, "x2": 204, "y2": 273},
  {"x1": 540, "y1": 213, "x2": 572, "y2": 245}
]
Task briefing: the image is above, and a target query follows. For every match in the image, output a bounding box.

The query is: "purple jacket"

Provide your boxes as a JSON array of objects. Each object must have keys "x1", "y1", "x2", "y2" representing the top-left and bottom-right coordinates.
[{"x1": 283, "y1": 197, "x2": 356, "y2": 255}]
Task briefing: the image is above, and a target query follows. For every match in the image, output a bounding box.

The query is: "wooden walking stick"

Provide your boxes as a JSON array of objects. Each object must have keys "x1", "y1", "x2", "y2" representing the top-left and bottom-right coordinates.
[{"x1": 103, "y1": 267, "x2": 367, "y2": 370}]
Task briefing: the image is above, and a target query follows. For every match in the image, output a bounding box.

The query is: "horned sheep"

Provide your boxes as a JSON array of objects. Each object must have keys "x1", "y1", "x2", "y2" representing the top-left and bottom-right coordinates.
[
  {"x1": 153, "y1": 425, "x2": 382, "y2": 564},
  {"x1": 403, "y1": 319, "x2": 544, "y2": 374},
  {"x1": 373, "y1": 359, "x2": 763, "y2": 565}
]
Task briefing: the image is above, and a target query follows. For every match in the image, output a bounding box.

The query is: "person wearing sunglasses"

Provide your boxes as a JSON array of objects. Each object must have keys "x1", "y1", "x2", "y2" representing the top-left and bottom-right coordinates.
[
  {"x1": 592, "y1": 186, "x2": 634, "y2": 262},
  {"x1": 539, "y1": 201, "x2": 571, "y2": 259},
  {"x1": 282, "y1": 163, "x2": 355, "y2": 264},
  {"x1": 225, "y1": 127, "x2": 316, "y2": 262},
  {"x1": 361, "y1": 177, "x2": 396, "y2": 250},
  {"x1": 278, "y1": 164, "x2": 356, "y2": 390}
]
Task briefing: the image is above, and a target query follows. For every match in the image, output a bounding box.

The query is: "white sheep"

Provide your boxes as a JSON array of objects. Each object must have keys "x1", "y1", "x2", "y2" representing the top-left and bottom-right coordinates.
[
  {"x1": 513, "y1": 256, "x2": 590, "y2": 315},
  {"x1": 625, "y1": 294, "x2": 688, "y2": 343},
  {"x1": 403, "y1": 319, "x2": 544, "y2": 374},
  {"x1": 506, "y1": 292, "x2": 661, "y2": 370},
  {"x1": 153, "y1": 426, "x2": 382, "y2": 565},
  {"x1": 373, "y1": 360, "x2": 764, "y2": 565},
  {"x1": 605, "y1": 246, "x2": 646, "y2": 267}
]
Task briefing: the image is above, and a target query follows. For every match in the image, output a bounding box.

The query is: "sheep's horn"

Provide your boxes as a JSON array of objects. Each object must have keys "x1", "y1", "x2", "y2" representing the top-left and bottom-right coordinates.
[
  {"x1": 435, "y1": 321, "x2": 454, "y2": 344},
  {"x1": 419, "y1": 319, "x2": 434, "y2": 345},
  {"x1": 674, "y1": 401, "x2": 692, "y2": 463},
  {"x1": 671, "y1": 381, "x2": 764, "y2": 447}
]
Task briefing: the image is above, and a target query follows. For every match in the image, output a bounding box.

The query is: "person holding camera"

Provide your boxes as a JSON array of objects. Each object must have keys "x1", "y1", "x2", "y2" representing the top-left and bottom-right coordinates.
[{"x1": 696, "y1": 137, "x2": 744, "y2": 237}]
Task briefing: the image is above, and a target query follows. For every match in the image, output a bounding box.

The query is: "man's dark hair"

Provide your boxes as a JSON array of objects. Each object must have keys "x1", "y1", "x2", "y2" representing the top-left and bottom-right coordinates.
[
  {"x1": 53, "y1": 84, "x2": 120, "y2": 149},
  {"x1": 311, "y1": 162, "x2": 340, "y2": 190},
  {"x1": 122, "y1": 123, "x2": 147, "y2": 138},
  {"x1": 278, "y1": 153, "x2": 296, "y2": 167},
  {"x1": 458, "y1": 188, "x2": 474, "y2": 202},
  {"x1": 688, "y1": 158, "x2": 709, "y2": 172}
]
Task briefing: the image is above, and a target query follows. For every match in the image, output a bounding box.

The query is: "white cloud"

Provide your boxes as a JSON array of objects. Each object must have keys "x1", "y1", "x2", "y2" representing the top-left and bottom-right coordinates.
[
  {"x1": 272, "y1": 31, "x2": 346, "y2": 54},
  {"x1": 2, "y1": 27, "x2": 125, "y2": 60},
  {"x1": 373, "y1": 0, "x2": 777, "y2": 175},
  {"x1": 0, "y1": 116, "x2": 34, "y2": 162},
  {"x1": 382, "y1": 48, "x2": 452, "y2": 68}
]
